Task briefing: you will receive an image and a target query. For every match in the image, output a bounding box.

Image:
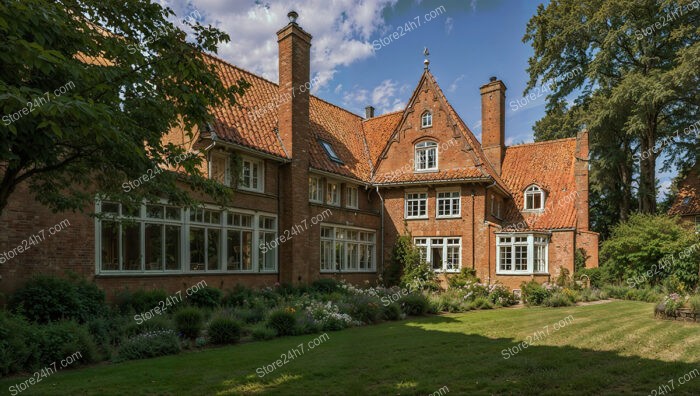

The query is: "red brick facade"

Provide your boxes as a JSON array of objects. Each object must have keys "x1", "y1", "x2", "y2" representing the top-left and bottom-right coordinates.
[{"x1": 0, "y1": 13, "x2": 599, "y2": 299}]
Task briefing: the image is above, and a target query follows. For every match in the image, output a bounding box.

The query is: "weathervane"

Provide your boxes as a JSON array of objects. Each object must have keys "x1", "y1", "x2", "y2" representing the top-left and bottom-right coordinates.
[{"x1": 423, "y1": 47, "x2": 430, "y2": 70}]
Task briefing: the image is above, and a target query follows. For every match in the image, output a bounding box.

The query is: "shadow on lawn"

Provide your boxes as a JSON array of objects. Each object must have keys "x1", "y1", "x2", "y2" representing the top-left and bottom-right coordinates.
[{"x1": 225, "y1": 315, "x2": 700, "y2": 395}]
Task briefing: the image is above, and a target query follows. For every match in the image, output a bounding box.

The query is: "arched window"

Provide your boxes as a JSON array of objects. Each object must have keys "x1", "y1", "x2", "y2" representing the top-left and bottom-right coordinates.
[
  {"x1": 415, "y1": 141, "x2": 438, "y2": 171},
  {"x1": 421, "y1": 111, "x2": 432, "y2": 128},
  {"x1": 524, "y1": 185, "x2": 545, "y2": 210}
]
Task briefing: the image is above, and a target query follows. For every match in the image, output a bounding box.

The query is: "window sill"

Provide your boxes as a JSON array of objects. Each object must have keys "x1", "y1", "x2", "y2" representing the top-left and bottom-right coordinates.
[
  {"x1": 320, "y1": 270, "x2": 377, "y2": 274},
  {"x1": 436, "y1": 215, "x2": 461, "y2": 220},
  {"x1": 414, "y1": 169, "x2": 438, "y2": 174},
  {"x1": 522, "y1": 209, "x2": 545, "y2": 213},
  {"x1": 405, "y1": 216, "x2": 429, "y2": 220},
  {"x1": 238, "y1": 187, "x2": 265, "y2": 194},
  {"x1": 495, "y1": 272, "x2": 549, "y2": 276},
  {"x1": 96, "y1": 271, "x2": 279, "y2": 277}
]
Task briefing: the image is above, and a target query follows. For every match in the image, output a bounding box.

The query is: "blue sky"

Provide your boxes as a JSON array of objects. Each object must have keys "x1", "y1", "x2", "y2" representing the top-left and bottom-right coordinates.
[{"x1": 164, "y1": 0, "x2": 676, "y2": 196}]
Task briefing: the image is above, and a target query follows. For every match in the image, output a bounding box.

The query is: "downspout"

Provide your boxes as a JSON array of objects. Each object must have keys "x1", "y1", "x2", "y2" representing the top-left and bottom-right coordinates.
[
  {"x1": 484, "y1": 180, "x2": 497, "y2": 284},
  {"x1": 376, "y1": 186, "x2": 385, "y2": 278},
  {"x1": 471, "y1": 189, "x2": 475, "y2": 270},
  {"x1": 277, "y1": 164, "x2": 282, "y2": 284}
]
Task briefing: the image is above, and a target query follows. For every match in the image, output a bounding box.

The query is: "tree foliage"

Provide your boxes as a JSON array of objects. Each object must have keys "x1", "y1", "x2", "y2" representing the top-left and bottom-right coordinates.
[
  {"x1": 524, "y1": 0, "x2": 700, "y2": 223},
  {"x1": 600, "y1": 213, "x2": 699, "y2": 290},
  {"x1": 0, "y1": 0, "x2": 249, "y2": 216}
]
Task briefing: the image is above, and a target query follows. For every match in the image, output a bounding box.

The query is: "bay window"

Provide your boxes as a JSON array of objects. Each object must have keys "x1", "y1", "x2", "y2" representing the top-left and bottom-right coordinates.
[{"x1": 497, "y1": 234, "x2": 549, "y2": 275}]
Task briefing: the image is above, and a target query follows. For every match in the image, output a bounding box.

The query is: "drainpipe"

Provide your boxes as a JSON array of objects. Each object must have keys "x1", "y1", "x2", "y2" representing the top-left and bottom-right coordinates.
[
  {"x1": 376, "y1": 186, "x2": 385, "y2": 278},
  {"x1": 471, "y1": 189, "x2": 475, "y2": 270},
  {"x1": 277, "y1": 165, "x2": 281, "y2": 284}
]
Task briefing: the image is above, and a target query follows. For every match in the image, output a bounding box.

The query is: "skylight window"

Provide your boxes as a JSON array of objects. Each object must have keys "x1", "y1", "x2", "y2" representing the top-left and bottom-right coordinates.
[
  {"x1": 320, "y1": 140, "x2": 343, "y2": 164},
  {"x1": 682, "y1": 197, "x2": 692, "y2": 205}
]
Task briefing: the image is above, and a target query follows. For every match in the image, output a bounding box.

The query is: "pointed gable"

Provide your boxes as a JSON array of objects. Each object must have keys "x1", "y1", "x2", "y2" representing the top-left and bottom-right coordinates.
[{"x1": 370, "y1": 70, "x2": 507, "y2": 192}]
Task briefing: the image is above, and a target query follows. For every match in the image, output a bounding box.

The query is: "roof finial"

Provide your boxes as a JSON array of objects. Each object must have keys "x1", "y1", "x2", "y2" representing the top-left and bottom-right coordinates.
[{"x1": 423, "y1": 47, "x2": 430, "y2": 70}]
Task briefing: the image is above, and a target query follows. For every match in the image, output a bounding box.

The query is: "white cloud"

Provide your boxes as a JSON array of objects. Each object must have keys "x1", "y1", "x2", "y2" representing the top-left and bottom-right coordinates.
[
  {"x1": 444, "y1": 17, "x2": 454, "y2": 35},
  {"x1": 341, "y1": 79, "x2": 406, "y2": 115},
  {"x1": 334, "y1": 84, "x2": 343, "y2": 94},
  {"x1": 163, "y1": 0, "x2": 398, "y2": 91},
  {"x1": 448, "y1": 74, "x2": 465, "y2": 93}
]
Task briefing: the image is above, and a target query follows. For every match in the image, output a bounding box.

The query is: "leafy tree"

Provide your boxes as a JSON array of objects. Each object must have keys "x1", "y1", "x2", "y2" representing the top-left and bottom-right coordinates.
[
  {"x1": 524, "y1": 0, "x2": 700, "y2": 215},
  {"x1": 600, "y1": 213, "x2": 699, "y2": 290},
  {"x1": 0, "y1": 0, "x2": 249, "y2": 216}
]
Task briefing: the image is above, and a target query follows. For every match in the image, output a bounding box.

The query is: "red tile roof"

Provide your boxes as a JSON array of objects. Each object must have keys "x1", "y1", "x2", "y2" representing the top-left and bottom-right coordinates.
[
  {"x1": 668, "y1": 166, "x2": 700, "y2": 217},
  {"x1": 500, "y1": 138, "x2": 578, "y2": 230},
  {"x1": 362, "y1": 110, "x2": 403, "y2": 167}
]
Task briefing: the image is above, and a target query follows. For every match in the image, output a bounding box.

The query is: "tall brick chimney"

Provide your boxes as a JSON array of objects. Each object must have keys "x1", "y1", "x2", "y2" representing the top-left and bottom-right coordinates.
[
  {"x1": 480, "y1": 76, "x2": 506, "y2": 174},
  {"x1": 575, "y1": 130, "x2": 590, "y2": 231},
  {"x1": 277, "y1": 11, "x2": 312, "y2": 284}
]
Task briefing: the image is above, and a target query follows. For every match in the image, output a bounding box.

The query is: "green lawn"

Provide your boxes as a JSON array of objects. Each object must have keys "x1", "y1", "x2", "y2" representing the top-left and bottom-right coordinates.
[{"x1": 2, "y1": 301, "x2": 700, "y2": 395}]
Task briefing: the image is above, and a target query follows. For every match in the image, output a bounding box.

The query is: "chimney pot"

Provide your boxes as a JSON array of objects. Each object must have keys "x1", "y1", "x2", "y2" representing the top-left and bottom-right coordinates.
[
  {"x1": 287, "y1": 10, "x2": 299, "y2": 24},
  {"x1": 365, "y1": 106, "x2": 375, "y2": 119},
  {"x1": 489, "y1": 76, "x2": 497, "y2": 82}
]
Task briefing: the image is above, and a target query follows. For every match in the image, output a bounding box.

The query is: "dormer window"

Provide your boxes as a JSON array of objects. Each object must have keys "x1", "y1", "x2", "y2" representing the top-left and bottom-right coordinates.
[
  {"x1": 524, "y1": 185, "x2": 545, "y2": 211},
  {"x1": 415, "y1": 141, "x2": 438, "y2": 171},
  {"x1": 421, "y1": 111, "x2": 432, "y2": 128},
  {"x1": 319, "y1": 140, "x2": 343, "y2": 164}
]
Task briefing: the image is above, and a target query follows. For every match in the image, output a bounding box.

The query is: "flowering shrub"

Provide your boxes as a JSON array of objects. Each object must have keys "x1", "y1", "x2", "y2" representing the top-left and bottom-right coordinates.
[
  {"x1": 344, "y1": 294, "x2": 383, "y2": 324},
  {"x1": 305, "y1": 301, "x2": 355, "y2": 331},
  {"x1": 487, "y1": 283, "x2": 518, "y2": 307},
  {"x1": 521, "y1": 280, "x2": 551, "y2": 306}
]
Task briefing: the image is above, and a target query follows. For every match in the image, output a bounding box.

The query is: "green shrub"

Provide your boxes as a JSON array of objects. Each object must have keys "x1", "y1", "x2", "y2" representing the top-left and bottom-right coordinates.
[
  {"x1": 115, "y1": 330, "x2": 180, "y2": 362},
  {"x1": 38, "y1": 321, "x2": 98, "y2": 366},
  {"x1": 223, "y1": 285, "x2": 253, "y2": 307},
  {"x1": 87, "y1": 315, "x2": 128, "y2": 359},
  {"x1": 488, "y1": 284, "x2": 518, "y2": 306},
  {"x1": 384, "y1": 232, "x2": 416, "y2": 287},
  {"x1": 689, "y1": 295, "x2": 700, "y2": 314},
  {"x1": 579, "y1": 288, "x2": 606, "y2": 302},
  {"x1": 0, "y1": 312, "x2": 40, "y2": 375},
  {"x1": 188, "y1": 286, "x2": 223, "y2": 309},
  {"x1": 520, "y1": 280, "x2": 550, "y2": 306},
  {"x1": 267, "y1": 309, "x2": 298, "y2": 336},
  {"x1": 555, "y1": 268, "x2": 573, "y2": 288},
  {"x1": 174, "y1": 307, "x2": 204, "y2": 339},
  {"x1": 471, "y1": 297, "x2": 494, "y2": 310},
  {"x1": 601, "y1": 214, "x2": 700, "y2": 290},
  {"x1": 310, "y1": 278, "x2": 341, "y2": 294},
  {"x1": 381, "y1": 302, "x2": 403, "y2": 320},
  {"x1": 207, "y1": 317, "x2": 242, "y2": 344},
  {"x1": 115, "y1": 289, "x2": 168, "y2": 314},
  {"x1": 448, "y1": 268, "x2": 480, "y2": 289},
  {"x1": 574, "y1": 248, "x2": 588, "y2": 272},
  {"x1": 233, "y1": 307, "x2": 266, "y2": 324},
  {"x1": 124, "y1": 315, "x2": 173, "y2": 337},
  {"x1": 346, "y1": 295, "x2": 382, "y2": 324},
  {"x1": 399, "y1": 294, "x2": 429, "y2": 316},
  {"x1": 10, "y1": 275, "x2": 105, "y2": 323},
  {"x1": 430, "y1": 290, "x2": 468, "y2": 313},
  {"x1": 575, "y1": 268, "x2": 605, "y2": 288},
  {"x1": 250, "y1": 324, "x2": 277, "y2": 341},
  {"x1": 543, "y1": 292, "x2": 574, "y2": 307}
]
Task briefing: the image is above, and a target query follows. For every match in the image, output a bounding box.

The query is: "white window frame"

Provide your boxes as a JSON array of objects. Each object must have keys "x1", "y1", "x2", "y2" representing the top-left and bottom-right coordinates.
[
  {"x1": 436, "y1": 190, "x2": 460, "y2": 218},
  {"x1": 490, "y1": 195, "x2": 502, "y2": 219},
  {"x1": 421, "y1": 111, "x2": 432, "y2": 128},
  {"x1": 405, "y1": 192, "x2": 428, "y2": 219},
  {"x1": 524, "y1": 185, "x2": 545, "y2": 211},
  {"x1": 346, "y1": 185, "x2": 359, "y2": 209},
  {"x1": 326, "y1": 180, "x2": 340, "y2": 206},
  {"x1": 239, "y1": 156, "x2": 264, "y2": 193},
  {"x1": 309, "y1": 175, "x2": 323, "y2": 203},
  {"x1": 95, "y1": 200, "x2": 277, "y2": 275},
  {"x1": 414, "y1": 141, "x2": 438, "y2": 172},
  {"x1": 210, "y1": 152, "x2": 231, "y2": 186},
  {"x1": 320, "y1": 224, "x2": 376, "y2": 273},
  {"x1": 414, "y1": 237, "x2": 461, "y2": 273},
  {"x1": 496, "y1": 233, "x2": 549, "y2": 275}
]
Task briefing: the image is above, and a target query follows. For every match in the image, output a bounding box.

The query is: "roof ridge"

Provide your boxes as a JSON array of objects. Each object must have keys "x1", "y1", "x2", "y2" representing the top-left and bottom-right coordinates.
[
  {"x1": 362, "y1": 109, "x2": 404, "y2": 122},
  {"x1": 507, "y1": 137, "x2": 577, "y2": 149}
]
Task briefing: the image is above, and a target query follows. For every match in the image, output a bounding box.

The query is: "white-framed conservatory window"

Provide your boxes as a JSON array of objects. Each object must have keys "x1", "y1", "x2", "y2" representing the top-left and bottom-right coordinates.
[
  {"x1": 309, "y1": 175, "x2": 323, "y2": 203},
  {"x1": 414, "y1": 237, "x2": 461, "y2": 273},
  {"x1": 320, "y1": 224, "x2": 375, "y2": 272},
  {"x1": 346, "y1": 185, "x2": 359, "y2": 209},
  {"x1": 496, "y1": 234, "x2": 549, "y2": 275},
  {"x1": 421, "y1": 111, "x2": 432, "y2": 128},
  {"x1": 405, "y1": 192, "x2": 428, "y2": 219},
  {"x1": 415, "y1": 141, "x2": 438, "y2": 171},
  {"x1": 524, "y1": 185, "x2": 545, "y2": 210},
  {"x1": 95, "y1": 201, "x2": 277, "y2": 274},
  {"x1": 437, "y1": 190, "x2": 460, "y2": 218}
]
